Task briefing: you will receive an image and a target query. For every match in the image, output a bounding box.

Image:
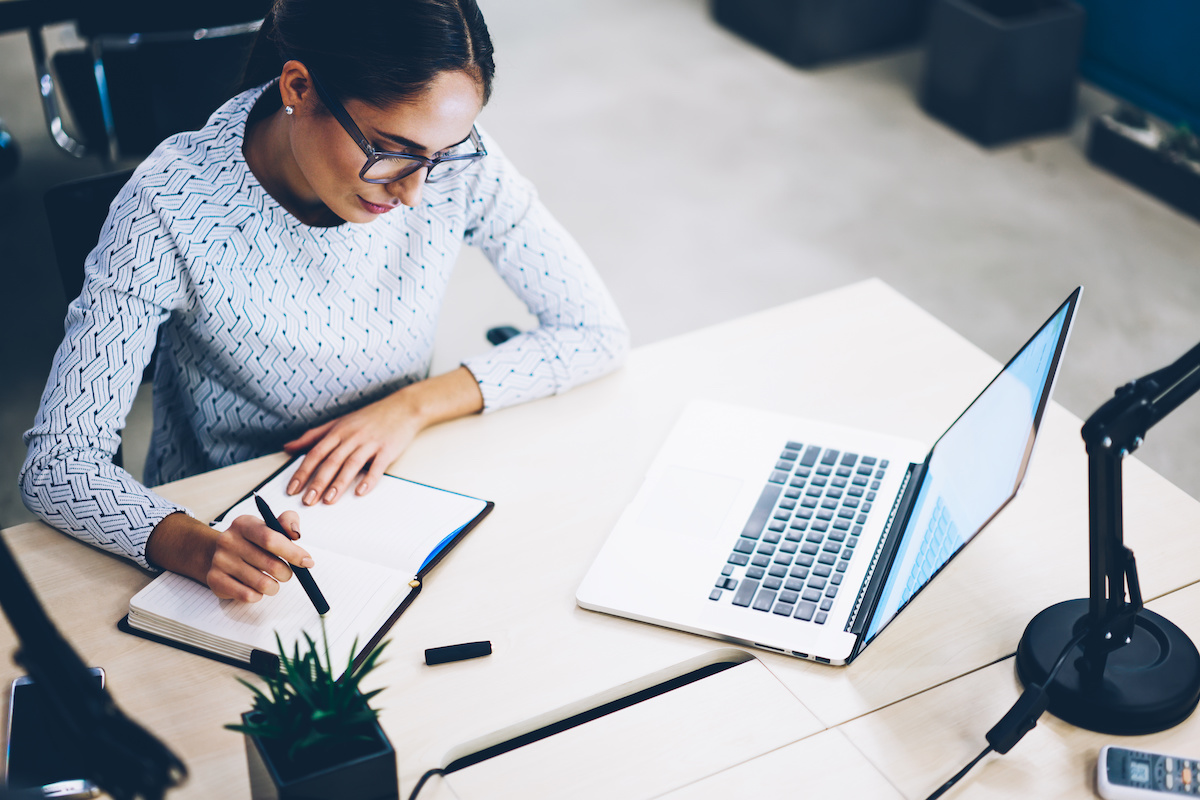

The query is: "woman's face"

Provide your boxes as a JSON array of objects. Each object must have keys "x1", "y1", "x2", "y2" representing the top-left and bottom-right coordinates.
[{"x1": 284, "y1": 67, "x2": 483, "y2": 223}]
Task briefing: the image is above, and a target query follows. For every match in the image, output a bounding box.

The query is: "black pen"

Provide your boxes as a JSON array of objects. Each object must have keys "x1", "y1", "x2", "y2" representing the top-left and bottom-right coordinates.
[{"x1": 255, "y1": 494, "x2": 330, "y2": 615}]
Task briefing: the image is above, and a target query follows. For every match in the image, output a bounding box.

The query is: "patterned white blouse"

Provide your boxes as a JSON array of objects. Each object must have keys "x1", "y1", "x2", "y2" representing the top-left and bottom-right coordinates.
[{"x1": 21, "y1": 82, "x2": 629, "y2": 569}]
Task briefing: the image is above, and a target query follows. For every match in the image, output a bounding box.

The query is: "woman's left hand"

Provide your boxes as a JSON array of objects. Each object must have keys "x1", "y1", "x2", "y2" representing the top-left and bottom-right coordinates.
[{"x1": 282, "y1": 366, "x2": 484, "y2": 505}]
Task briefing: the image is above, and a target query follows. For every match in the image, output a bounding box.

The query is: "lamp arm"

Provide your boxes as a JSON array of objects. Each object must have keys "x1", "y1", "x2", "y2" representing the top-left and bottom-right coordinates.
[{"x1": 1079, "y1": 339, "x2": 1200, "y2": 651}]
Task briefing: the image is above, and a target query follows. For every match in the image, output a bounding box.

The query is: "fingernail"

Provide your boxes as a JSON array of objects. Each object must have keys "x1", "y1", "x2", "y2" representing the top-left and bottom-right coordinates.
[
  {"x1": 324, "y1": 486, "x2": 338, "y2": 503},
  {"x1": 356, "y1": 482, "x2": 369, "y2": 496},
  {"x1": 290, "y1": 522, "x2": 301, "y2": 539},
  {"x1": 304, "y1": 489, "x2": 317, "y2": 505},
  {"x1": 300, "y1": 557, "x2": 315, "y2": 568},
  {"x1": 288, "y1": 479, "x2": 300, "y2": 495}
]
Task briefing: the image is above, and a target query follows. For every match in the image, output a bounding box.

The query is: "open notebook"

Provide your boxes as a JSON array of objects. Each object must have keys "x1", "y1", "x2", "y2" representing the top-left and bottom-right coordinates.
[{"x1": 120, "y1": 459, "x2": 493, "y2": 674}]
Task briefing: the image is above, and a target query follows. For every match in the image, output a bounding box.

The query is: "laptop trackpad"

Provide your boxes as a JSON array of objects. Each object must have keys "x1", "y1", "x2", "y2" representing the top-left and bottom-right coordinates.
[{"x1": 638, "y1": 465, "x2": 743, "y2": 540}]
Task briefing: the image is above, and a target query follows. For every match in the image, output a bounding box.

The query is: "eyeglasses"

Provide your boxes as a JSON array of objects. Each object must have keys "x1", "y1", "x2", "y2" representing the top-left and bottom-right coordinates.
[{"x1": 308, "y1": 69, "x2": 487, "y2": 184}]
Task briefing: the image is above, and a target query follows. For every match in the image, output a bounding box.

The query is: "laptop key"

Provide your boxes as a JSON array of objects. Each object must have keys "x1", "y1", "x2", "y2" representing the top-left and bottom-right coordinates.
[
  {"x1": 764, "y1": 577, "x2": 783, "y2": 590},
  {"x1": 836, "y1": 558, "x2": 850, "y2": 572},
  {"x1": 780, "y1": 590, "x2": 800, "y2": 604},
  {"x1": 741, "y1": 483, "x2": 782, "y2": 540},
  {"x1": 822, "y1": 540, "x2": 841, "y2": 553},
  {"x1": 784, "y1": 578, "x2": 805, "y2": 591},
  {"x1": 831, "y1": 573, "x2": 843, "y2": 585},
  {"x1": 817, "y1": 508, "x2": 834, "y2": 520},
  {"x1": 775, "y1": 461, "x2": 793, "y2": 471},
  {"x1": 716, "y1": 578, "x2": 737, "y2": 590},
  {"x1": 825, "y1": 585, "x2": 839, "y2": 598},
  {"x1": 773, "y1": 602, "x2": 795, "y2": 616},
  {"x1": 722, "y1": 564, "x2": 735, "y2": 576},
  {"x1": 813, "y1": 564, "x2": 832, "y2": 578},
  {"x1": 802, "y1": 588, "x2": 822, "y2": 602},
  {"x1": 836, "y1": 466, "x2": 852, "y2": 478},
  {"x1": 815, "y1": 612, "x2": 828, "y2": 625},
  {"x1": 768, "y1": 521, "x2": 786, "y2": 533},
  {"x1": 734, "y1": 539, "x2": 755, "y2": 554},
  {"x1": 769, "y1": 471, "x2": 789, "y2": 484},
  {"x1": 757, "y1": 543, "x2": 776, "y2": 556},
  {"x1": 789, "y1": 567, "x2": 810, "y2": 581},
  {"x1": 786, "y1": 440, "x2": 804, "y2": 451},
  {"x1": 779, "y1": 541, "x2": 798, "y2": 554},
  {"x1": 816, "y1": 465, "x2": 832, "y2": 476},
  {"x1": 820, "y1": 598, "x2": 833, "y2": 611},
  {"x1": 818, "y1": 552, "x2": 837, "y2": 565},
  {"x1": 861, "y1": 456, "x2": 877, "y2": 466},
  {"x1": 784, "y1": 488, "x2": 802, "y2": 499},
  {"x1": 800, "y1": 446, "x2": 821, "y2": 467},
  {"x1": 808, "y1": 577, "x2": 827, "y2": 591},
  {"x1": 794, "y1": 601, "x2": 817, "y2": 621},
  {"x1": 801, "y1": 542, "x2": 820, "y2": 555},
  {"x1": 752, "y1": 555, "x2": 771, "y2": 567},
  {"x1": 753, "y1": 589, "x2": 777, "y2": 612},
  {"x1": 821, "y1": 449, "x2": 840, "y2": 466},
  {"x1": 732, "y1": 579, "x2": 760, "y2": 607},
  {"x1": 784, "y1": 530, "x2": 804, "y2": 542},
  {"x1": 796, "y1": 554, "x2": 815, "y2": 567},
  {"x1": 828, "y1": 530, "x2": 846, "y2": 542},
  {"x1": 867, "y1": 491, "x2": 877, "y2": 501},
  {"x1": 880, "y1": 460, "x2": 889, "y2": 468},
  {"x1": 769, "y1": 564, "x2": 788, "y2": 578},
  {"x1": 773, "y1": 553, "x2": 794, "y2": 566},
  {"x1": 763, "y1": 531, "x2": 782, "y2": 544},
  {"x1": 710, "y1": 589, "x2": 723, "y2": 601},
  {"x1": 728, "y1": 553, "x2": 750, "y2": 566},
  {"x1": 747, "y1": 566, "x2": 765, "y2": 579}
]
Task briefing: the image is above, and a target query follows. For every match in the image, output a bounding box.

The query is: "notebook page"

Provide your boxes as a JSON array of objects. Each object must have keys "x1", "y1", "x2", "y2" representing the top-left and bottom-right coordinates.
[
  {"x1": 129, "y1": 545, "x2": 408, "y2": 666},
  {"x1": 219, "y1": 460, "x2": 487, "y2": 577}
]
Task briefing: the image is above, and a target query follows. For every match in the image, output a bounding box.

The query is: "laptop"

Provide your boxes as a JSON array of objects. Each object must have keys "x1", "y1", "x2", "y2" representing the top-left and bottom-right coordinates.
[{"x1": 577, "y1": 288, "x2": 1081, "y2": 665}]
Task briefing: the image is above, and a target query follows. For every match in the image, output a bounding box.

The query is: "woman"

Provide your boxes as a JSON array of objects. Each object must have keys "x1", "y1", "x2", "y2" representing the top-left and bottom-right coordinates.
[{"x1": 20, "y1": 0, "x2": 628, "y2": 604}]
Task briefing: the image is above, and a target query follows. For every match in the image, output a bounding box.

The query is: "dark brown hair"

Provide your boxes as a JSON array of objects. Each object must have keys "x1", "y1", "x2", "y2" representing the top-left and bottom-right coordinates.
[{"x1": 241, "y1": 0, "x2": 495, "y2": 106}]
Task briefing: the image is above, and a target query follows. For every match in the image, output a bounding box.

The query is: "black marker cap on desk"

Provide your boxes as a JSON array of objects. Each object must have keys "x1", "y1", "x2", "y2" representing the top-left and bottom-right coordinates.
[{"x1": 425, "y1": 641, "x2": 492, "y2": 665}]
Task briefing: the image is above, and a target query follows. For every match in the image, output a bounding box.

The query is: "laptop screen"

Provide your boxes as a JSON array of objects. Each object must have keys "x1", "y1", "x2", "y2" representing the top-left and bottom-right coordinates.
[{"x1": 861, "y1": 288, "x2": 1080, "y2": 645}]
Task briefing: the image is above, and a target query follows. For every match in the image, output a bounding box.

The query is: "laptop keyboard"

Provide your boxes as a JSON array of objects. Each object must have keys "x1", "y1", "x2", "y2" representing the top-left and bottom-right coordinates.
[
  {"x1": 710, "y1": 444, "x2": 890, "y2": 625},
  {"x1": 900, "y1": 497, "x2": 963, "y2": 605}
]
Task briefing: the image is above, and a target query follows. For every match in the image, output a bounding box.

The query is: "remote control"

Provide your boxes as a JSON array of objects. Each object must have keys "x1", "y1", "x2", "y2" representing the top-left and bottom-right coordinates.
[{"x1": 1098, "y1": 745, "x2": 1200, "y2": 797}]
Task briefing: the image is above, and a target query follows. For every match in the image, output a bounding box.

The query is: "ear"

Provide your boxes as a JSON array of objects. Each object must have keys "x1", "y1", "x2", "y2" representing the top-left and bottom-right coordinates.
[{"x1": 278, "y1": 60, "x2": 315, "y2": 113}]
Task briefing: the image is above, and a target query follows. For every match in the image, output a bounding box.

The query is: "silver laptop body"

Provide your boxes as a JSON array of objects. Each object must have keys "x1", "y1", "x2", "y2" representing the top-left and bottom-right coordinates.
[{"x1": 578, "y1": 288, "x2": 1080, "y2": 665}]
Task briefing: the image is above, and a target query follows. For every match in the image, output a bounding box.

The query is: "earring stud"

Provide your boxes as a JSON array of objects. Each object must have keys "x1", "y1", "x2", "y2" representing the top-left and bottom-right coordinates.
[{"x1": 285, "y1": 105, "x2": 294, "y2": 115}]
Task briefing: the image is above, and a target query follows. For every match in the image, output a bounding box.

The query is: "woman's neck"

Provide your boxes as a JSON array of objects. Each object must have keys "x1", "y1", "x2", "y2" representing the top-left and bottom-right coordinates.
[{"x1": 242, "y1": 93, "x2": 342, "y2": 227}]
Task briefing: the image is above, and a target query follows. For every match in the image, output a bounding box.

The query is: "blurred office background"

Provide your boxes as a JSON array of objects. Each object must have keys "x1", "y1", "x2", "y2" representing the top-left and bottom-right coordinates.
[{"x1": 1, "y1": 0, "x2": 1198, "y2": 531}]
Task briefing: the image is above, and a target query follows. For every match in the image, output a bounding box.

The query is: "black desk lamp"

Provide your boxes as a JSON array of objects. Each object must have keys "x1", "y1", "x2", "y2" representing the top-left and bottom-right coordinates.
[
  {"x1": 0, "y1": 534, "x2": 186, "y2": 799},
  {"x1": 1016, "y1": 339, "x2": 1200, "y2": 735}
]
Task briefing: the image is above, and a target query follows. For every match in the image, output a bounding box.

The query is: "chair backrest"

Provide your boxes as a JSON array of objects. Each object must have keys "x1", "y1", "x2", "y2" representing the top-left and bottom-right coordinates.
[{"x1": 44, "y1": 169, "x2": 136, "y2": 313}]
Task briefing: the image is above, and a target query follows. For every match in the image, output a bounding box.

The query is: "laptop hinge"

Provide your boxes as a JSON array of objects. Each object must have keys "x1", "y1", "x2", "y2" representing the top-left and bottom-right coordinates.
[{"x1": 846, "y1": 458, "x2": 926, "y2": 641}]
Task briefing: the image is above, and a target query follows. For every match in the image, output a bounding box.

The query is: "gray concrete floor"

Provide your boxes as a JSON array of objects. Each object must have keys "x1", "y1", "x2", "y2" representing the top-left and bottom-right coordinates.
[{"x1": 3, "y1": 0, "x2": 1199, "y2": 532}]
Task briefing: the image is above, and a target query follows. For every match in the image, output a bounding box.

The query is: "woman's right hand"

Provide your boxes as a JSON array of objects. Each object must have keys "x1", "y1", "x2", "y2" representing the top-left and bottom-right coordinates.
[
  {"x1": 207, "y1": 512, "x2": 314, "y2": 602},
  {"x1": 147, "y1": 510, "x2": 314, "y2": 602}
]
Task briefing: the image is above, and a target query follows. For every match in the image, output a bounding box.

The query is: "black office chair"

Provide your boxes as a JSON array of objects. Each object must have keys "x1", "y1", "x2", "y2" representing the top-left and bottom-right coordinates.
[
  {"x1": 44, "y1": 168, "x2": 146, "y2": 467},
  {"x1": 29, "y1": 1, "x2": 269, "y2": 163}
]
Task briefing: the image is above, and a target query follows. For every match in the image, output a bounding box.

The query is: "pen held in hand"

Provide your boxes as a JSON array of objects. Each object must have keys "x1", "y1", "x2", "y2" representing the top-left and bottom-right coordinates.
[{"x1": 255, "y1": 494, "x2": 330, "y2": 615}]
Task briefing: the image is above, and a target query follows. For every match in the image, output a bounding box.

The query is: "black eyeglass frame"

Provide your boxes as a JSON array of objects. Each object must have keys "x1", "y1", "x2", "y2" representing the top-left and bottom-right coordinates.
[{"x1": 307, "y1": 69, "x2": 487, "y2": 185}]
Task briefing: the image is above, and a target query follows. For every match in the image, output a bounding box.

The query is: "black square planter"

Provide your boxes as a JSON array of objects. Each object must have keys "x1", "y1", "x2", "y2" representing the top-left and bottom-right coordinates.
[
  {"x1": 711, "y1": 0, "x2": 932, "y2": 68},
  {"x1": 1087, "y1": 115, "x2": 1200, "y2": 223},
  {"x1": 920, "y1": 0, "x2": 1085, "y2": 146},
  {"x1": 242, "y1": 713, "x2": 399, "y2": 800}
]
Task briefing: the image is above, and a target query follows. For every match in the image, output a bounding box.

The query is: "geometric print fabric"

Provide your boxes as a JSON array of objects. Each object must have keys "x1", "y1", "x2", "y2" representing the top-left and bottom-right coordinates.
[{"x1": 22, "y1": 82, "x2": 629, "y2": 569}]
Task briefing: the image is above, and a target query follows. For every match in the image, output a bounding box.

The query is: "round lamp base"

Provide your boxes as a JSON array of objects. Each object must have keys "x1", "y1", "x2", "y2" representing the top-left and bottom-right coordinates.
[{"x1": 1016, "y1": 599, "x2": 1200, "y2": 736}]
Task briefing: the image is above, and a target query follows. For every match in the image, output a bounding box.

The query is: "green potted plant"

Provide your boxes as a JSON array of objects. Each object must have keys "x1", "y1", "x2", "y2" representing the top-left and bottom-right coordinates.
[{"x1": 227, "y1": 631, "x2": 397, "y2": 800}]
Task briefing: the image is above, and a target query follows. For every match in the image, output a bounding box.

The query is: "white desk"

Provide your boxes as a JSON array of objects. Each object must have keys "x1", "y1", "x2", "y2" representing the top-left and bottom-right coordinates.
[{"x1": 4, "y1": 279, "x2": 1199, "y2": 798}]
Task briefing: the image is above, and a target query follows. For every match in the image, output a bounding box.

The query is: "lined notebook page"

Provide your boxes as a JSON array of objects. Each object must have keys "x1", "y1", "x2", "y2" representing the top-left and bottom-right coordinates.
[
  {"x1": 219, "y1": 460, "x2": 488, "y2": 576},
  {"x1": 129, "y1": 545, "x2": 407, "y2": 665}
]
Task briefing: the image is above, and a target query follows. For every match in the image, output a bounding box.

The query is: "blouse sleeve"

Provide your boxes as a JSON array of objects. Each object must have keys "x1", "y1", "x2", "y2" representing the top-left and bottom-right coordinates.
[
  {"x1": 19, "y1": 173, "x2": 193, "y2": 570},
  {"x1": 458, "y1": 136, "x2": 631, "y2": 412}
]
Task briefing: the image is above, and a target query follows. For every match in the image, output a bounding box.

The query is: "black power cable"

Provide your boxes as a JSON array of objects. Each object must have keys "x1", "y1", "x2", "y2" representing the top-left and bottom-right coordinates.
[{"x1": 924, "y1": 627, "x2": 1090, "y2": 800}]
